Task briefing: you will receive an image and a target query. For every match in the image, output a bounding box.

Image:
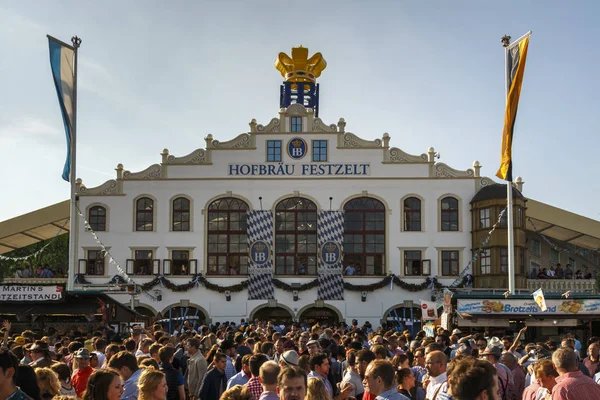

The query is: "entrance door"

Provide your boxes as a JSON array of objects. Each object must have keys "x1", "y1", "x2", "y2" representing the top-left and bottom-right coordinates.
[
  {"x1": 252, "y1": 307, "x2": 294, "y2": 324},
  {"x1": 385, "y1": 306, "x2": 422, "y2": 334},
  {"x1": 299, "y1": 307, "x2": 339, "y2": 325}
]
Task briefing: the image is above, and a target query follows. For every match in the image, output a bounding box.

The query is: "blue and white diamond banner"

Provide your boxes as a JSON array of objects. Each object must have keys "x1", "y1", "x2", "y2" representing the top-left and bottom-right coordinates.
[
  {"x1": 247, "y1": 210, "x2": 274, "y2": 299},
  {"x1": 317, "y1": 211, "x2": 344, "y2": 300}
]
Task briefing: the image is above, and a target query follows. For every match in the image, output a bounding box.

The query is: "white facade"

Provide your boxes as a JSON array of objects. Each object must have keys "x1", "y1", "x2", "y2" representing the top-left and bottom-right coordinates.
[{"x1": 75, "y1": 103, "x2": 495, "y2": 325}]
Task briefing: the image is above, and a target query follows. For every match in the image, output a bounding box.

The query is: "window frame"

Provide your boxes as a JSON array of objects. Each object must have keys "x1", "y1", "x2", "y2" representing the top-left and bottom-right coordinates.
[
  {"x1": 206, "y1": 197, "x2": 250, "y2": 276},
  {"x1": 441, "y1": 250, "x2": 460, "y2": 276},
  {"x1": 550, "y1": 247, "x2": 560, "y2": 265},
  {"x1": 403, "y1": 196, "x2": 422, "y2": 232},
  {"x1": 290, "y1": 116, "x2": 303, "y2": 132},
  {"x1": 275, "y1": 197, "x2": 318, "y2": 276},
  {"x1": 312, "y1": 140, "x2": 328, "y2": 162},
  {"x1": 531, "y1": 239, "x2": 541, "y2": 256},
  {"x1": 267, "y1": 140, "x2": 282, "y2": 162},
  {"x1": 480, "y1": 249, "x2": 491, "y2": 274},
  {"x1": 171, "y1": 196, "x2": 192, "y2": 232},
  {"x1": 500, "y1": 247, "x2": 508, "y2": 274},
  {"x1": 479, "y1": 208, "x2": 490, "y2": 229},
  {"x1": 343, "y1": 197, "x2": 386, "y2": 276},
  {"x1": 440, "y1": 196, "x2": 459, "y2": 232},
  {"x1": 134, "y1": 196, "x2": 156, "y2": 232},
  {"x1": 88, "y1": 205, "x2": 107, "y2": 232},
  {"x1": 127, "y1": 248, "x2": 160, "y2": 275}
]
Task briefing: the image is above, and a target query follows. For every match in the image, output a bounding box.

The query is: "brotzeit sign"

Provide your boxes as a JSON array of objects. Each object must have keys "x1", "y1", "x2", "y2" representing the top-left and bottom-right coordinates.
[
  {"x1": 457, "y1": 298, "x2": 600, "y2": 315},
  {"x1": 0, "y1": 285, "x2": 63, "y2": 301}
]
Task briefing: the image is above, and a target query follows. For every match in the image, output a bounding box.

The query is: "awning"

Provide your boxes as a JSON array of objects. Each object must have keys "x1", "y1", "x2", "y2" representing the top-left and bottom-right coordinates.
[{"x1": 0, "y1": 200, "x2": 69, "y2": 254}]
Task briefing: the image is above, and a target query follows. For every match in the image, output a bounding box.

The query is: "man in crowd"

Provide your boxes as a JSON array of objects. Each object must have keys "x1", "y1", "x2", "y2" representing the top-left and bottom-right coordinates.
[
  {"x1": 583, "y1": 342, "x2": 600, "y2": 376},
  {"x1": 135, "y1": 338, "x2": 154, "y2": 357},
  {"x1": 108, "y1": 350, "x2": 143, "y2": 400},
  {"x1": 71, "y1": 348, "x2": 94, "y2": 397},
  {"x1": 259, "y1": 361, "x2": 281, "y2": 400},
  {"x1": 501, "y1": 352, "x2": 524, "y2": 399},
  {"x1": 308, "y1": 353, "x2": 334, "y2": 397},
  {"x1": 277, "y1": 366, "x2": 307, "y2": 400},
  {"x1": 199, "y1": 352, "x2": 227, "y2": 400},
  {"x1": 480, "y1": 343, "x2": 514, "y2": 400},
  {"x1": 551, "y1": 348, "x2": 600, "y2": 400},
  {"x1": 29, "y1": 340, "x2": 55, "y2": 369},
  {"x1": 247, "y1": 353, "x2": 270, "y2": 399},
  {"x1": 159, "y1": 346, "x2": 185, "y2": 400},
  {"x1": 185, "y1": 337, "x2": 208, "y2": 399},
  {"x1": 220, "y1": 340, "x2": 237, "y2": 381},
  {"x1": 424, "y1": 350, "x2": 448, "y2": 400},
  {"x1": 227, "y1": 354, "x2": 251, "y2": 388},
  {"x1": 362, "y1": 360, "x2": 406, "y2": 400},
  {"x1": 448, "y1": 357, "x2": 498, "y2": 400},
  {"x1": 0, "y1": 350, "x2": 29, "y2": 400}
]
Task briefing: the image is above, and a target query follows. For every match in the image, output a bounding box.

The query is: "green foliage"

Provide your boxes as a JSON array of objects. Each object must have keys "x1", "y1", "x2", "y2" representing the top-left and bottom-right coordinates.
[{"x1": 0, "y1": 234, "x2": 69, "y2": 281}]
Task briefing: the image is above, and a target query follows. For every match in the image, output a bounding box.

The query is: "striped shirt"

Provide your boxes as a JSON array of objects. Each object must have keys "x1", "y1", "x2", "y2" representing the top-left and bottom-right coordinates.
[{"x1": 551, "y1": 370, "x2": 600, "y2": 400}]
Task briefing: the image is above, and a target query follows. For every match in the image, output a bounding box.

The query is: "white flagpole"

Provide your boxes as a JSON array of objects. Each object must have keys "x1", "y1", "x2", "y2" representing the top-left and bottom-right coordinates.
[
  {"x1": 67, "y1": 36, "x2": 82, "y2": 292},
  {"x1": 502, "y1": 34, "x2": 515, "y2": 296}
]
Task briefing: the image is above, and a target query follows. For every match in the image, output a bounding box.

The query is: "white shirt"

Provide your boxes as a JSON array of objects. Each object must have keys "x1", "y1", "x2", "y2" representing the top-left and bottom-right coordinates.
[
  {"x1": 426, "y1": 372, "x2": 447, "y2": 400},
  {"x1": 342, "y1": 368, "x2": 364, "y2": 397}
]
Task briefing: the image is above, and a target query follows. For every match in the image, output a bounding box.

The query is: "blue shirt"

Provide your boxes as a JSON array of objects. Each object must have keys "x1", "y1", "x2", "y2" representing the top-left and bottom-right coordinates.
[
  {"x1": 226, "y1": 370, "x2": 249, "y2": 389},
  {"x1": 308, "y1": 371, "x2": 333, "y2": 397},
  {"x1": 224, "y1": 356, "x2": 237, "y2": 382},
  {"x1": 122, "y1": 368, "x2": 143, "y2": 400},
  {"x1": 375, "y1": 388, "x2": 410, "y2": 400}
]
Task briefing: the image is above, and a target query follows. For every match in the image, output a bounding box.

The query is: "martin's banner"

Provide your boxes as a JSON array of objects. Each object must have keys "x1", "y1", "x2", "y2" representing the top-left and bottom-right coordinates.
[
  {"x1": 0, "y1": 285, "x2": 63, "y2": 301},
  {"x1": 457, "y1": 298, "x2": 600, "y2": 315}
]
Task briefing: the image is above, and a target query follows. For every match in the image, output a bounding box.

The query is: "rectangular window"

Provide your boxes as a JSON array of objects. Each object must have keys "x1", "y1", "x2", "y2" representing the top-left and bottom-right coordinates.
[
  {"x1": 267, "y1": 140, "x2": 282, "y2": 162},
  {"x1": 593, "y1": 253, "x2": 598, "y2": 265},
  {"x1": 441, "y1": 250, "x2": 459, "y2": 276},
  {"x1": 550, "y1": 248, "x2": 559, "y2": 265},
  {"x1": 479, "y1": 208, "x2": 490, "y2": 229},
  {"x1": 291, "y1": 116, "x2": 302, "y2": 132},
  {"x1": 312, "y1": 140, "x2": 328, "y2": 162},
  {"x1": 500, "y1": 248, "x2": 508, "y2": 273},
  {"x1": 568, "y1": 257, "x2": 576, "y2": 271},
  {"x1": 531, "y1": 239, "x2": 541, "y2": 256},
  {"x1": 171, "y1": 250, "x2": 189, "y2": 275},
  {"x1": 516, "y1": 208, "x2": 524, "y2": 228},
  {"x1": 480, "y1": 249, "x2": 491, "y2": 274},
  {"x1": 499, "y1": 210, "x2": 507, "y2": 228},
  {"x1": 134, "y1": 250, "x2": 153, "y2": 275},
  {"x1": 404, "y1": 250, "x2": 422, "y2": 276},
  {"x1": 87, "y1": 250, "x2": 105, "y2": 276}
]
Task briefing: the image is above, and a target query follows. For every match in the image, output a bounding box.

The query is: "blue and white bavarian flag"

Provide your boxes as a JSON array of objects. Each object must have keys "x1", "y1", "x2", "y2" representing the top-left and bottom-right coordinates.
[
  {"x1": 317, "y1": 211, "x2": 344, "y2": 300},
  {"x1": 247, "y1": 210, "x2": 275, "y2": 300},
  {"x1": 47, "y1": 35, "x2": 75, "y2": 182}
]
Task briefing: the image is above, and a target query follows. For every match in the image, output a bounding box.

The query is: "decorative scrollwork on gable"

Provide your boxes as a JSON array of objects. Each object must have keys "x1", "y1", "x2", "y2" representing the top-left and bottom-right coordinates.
[
  {"x1": 387, "y1": 147, "x2": 429, "y2": 163},
  {"x1": 339, "y1": 132, "x2": 382, "y2": 148},
  {"x1": 166, "y1": 148, "x2": 210, "y2": 165},
  {"x1": 209, "y1": 133, "x2": 253, "y2": 149},
  {"x1": 285, "y1": 103, "x2": 308, "y2": 116},
  {"x1": 312, "y1": 118, "x2": 337, "y2": 132},
  {"x1": 122, "y1": 164, "x2": 163, "y2": 180},
  {"x1": 78, "y1": 180, "x2": 120, "y2": 196},
  {"x1": 480, "y1": 177, "x2": 495, "y2": 187},
  {"x1": 433, "y1": 163, "x2": 475, "y2": 178},
  {"x1": 256, "y1": 118, "x2": 281, "y2": 133}
]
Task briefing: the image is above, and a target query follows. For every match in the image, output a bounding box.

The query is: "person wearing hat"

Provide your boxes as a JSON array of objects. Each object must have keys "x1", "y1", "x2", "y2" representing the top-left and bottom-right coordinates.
[
  {"x1": 480, "y1": 341, "x2": 514, "y2": 400},
  {"x1": 29, "y1": 340, "x2": 56, "y2": 369},
  {"x1": 13, "y1": 336, "x2": 26, "y2": 347},
  {"x1": 71, "y1": 348, "x2": 94, "y2": 397},
  {"x1": 278, "y1": 350, "x2": 299, "y2": 369},
  {"x1": 219, "y1": 340, "x2": 237, "y2": 381},
  {"x1": 306, "y1": 339, "x2": 320, "y2": 355},
  {"x1": 20, "y1": 344, "x2": 33, "y2": 366}
]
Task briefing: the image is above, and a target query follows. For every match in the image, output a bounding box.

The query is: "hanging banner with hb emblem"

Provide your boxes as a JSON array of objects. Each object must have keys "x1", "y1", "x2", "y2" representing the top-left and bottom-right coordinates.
[
  {"x1": 247, "y1": 210, "x2": 274, "y2": 299},
  {"x1": 317, "y1": 211, "x2": 345, "y2": 300}
]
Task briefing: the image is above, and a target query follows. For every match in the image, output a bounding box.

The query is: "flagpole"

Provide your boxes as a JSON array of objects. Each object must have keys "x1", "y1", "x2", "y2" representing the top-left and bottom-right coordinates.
[
  {"x1": 67, "y1": 36, "x2": 82, "y2": 292},
  {"x1": 501, "y1": 34, "x2": 516, "y2": 296}
]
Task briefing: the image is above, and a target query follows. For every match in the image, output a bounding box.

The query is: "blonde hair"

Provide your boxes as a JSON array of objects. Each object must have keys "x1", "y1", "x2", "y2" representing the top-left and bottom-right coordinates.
[
  {"x1": 35, "y1": 367, "x2": 61, "y2": 397},
  {"x1": 307, "y1": 377, "x2": 332, "y2": 400},
  {"x1": 137, "y1": 366, "x2": 165, "y2": 400},
  {"x1": 220, "y1": 385, "x2": 253, "y2": 400}
]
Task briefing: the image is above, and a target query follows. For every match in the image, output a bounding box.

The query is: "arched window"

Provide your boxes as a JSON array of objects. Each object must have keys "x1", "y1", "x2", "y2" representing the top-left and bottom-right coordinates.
[
  {"x1": 135, "y1": 197, "x2": 154, "y2": 231},
  {"x1": 440, "y1": 197, "x2": 459, "y2": 231},
  {"x1": 89, "y1": 206, "x2": 106, "y2": 231},
  {"x1": 343, "y1": 197, "x2": 385, "y2": 275},
  {"x1": 403, "y1": 197, "x2": 421, "y2": 231},
  {"x1": 207, "y1": 197, "x2": 249, "y2": 275},
  {"x1": 172, "y1": 197, "x2": 190, "y2": 231},
  {"x1": 275, "y1": 197, "x2": 317, "y2": 275}
]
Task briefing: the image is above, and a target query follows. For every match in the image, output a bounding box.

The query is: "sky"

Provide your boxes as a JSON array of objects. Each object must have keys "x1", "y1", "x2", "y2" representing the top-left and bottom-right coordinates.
[{"x1": 1, "y1": 1, "x2": 599, "y2": 223}]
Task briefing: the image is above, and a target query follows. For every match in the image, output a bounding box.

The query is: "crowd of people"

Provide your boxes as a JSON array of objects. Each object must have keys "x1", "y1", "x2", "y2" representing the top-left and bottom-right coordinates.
[
  {"x1": 530, "y1": 263, "x2": 594, "y2": 280},
  {"x1": 12, "y1": 264, "x2": 66, "y2": 279},
  {"x1": 1, "y1": 319, "x2": 600, "y2": 400}
]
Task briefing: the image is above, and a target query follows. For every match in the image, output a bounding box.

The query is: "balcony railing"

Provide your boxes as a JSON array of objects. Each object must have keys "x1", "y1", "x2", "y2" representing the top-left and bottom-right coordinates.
[{"x1": 526, "y1": 279, "x2": 597, "y2": 294}]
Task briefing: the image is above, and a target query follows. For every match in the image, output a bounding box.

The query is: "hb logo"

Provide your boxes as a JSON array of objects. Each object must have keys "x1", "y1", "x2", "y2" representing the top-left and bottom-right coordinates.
[
  {"x1": 250, "y1": 240, "x2": 270, "y2": 266},
  {"x1": 287, "y1": 137, "x2": 307, "y2": 160},
  {"x1": 320, "y1": 241, "x2": 341, "y2": 265}
]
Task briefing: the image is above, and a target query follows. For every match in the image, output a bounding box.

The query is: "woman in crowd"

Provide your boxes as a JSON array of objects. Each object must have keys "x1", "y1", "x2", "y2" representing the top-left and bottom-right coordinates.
[
  {"x1": 219, "y1": 385, "x2": 253, "y2": 400},
  {"x1": 307, "y1": 377, "x2": 332, "y2": 400},
  {"x1": 35, "y1": 367, "x2": 62, "y2": 400},
  {"x1": 51, "y1": 363, "x2": 77, "y2": 396},
  {"x1": 138, "y1": 366, "x2": 168, "y2": 400},
  {"x1": 82, "y1": 369, "x2": 124, "y2": 400},
  {"x1": 16, "y1": 364, "x2": 41, "y2": 400},
  {"x1": 396, "y1": 368, "x2": 415, "y2": 400},
  {"x1": 533, "y1": 359, "x2": 558, "y2": 400}
]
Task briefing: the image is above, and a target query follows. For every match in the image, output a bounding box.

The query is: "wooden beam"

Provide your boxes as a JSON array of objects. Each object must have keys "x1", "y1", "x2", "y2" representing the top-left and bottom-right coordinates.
[
  {"x1": 0, "y1": 241, "x2": 17, "y2": 250},
  {"x1": 20, "y1": 231, "x2": 45, "y2": 241}
]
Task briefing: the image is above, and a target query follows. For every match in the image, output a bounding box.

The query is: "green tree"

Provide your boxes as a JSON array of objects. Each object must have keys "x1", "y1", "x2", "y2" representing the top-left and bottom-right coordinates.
[{"x1": 0, "y1": 233, "x2": 69, "y2": 281}]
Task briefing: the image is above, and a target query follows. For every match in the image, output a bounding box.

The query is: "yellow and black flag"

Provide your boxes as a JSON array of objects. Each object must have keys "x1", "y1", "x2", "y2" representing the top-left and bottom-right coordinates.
[{"x1": 496, "y1": 35, "x2": 530, "y2": 182}]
